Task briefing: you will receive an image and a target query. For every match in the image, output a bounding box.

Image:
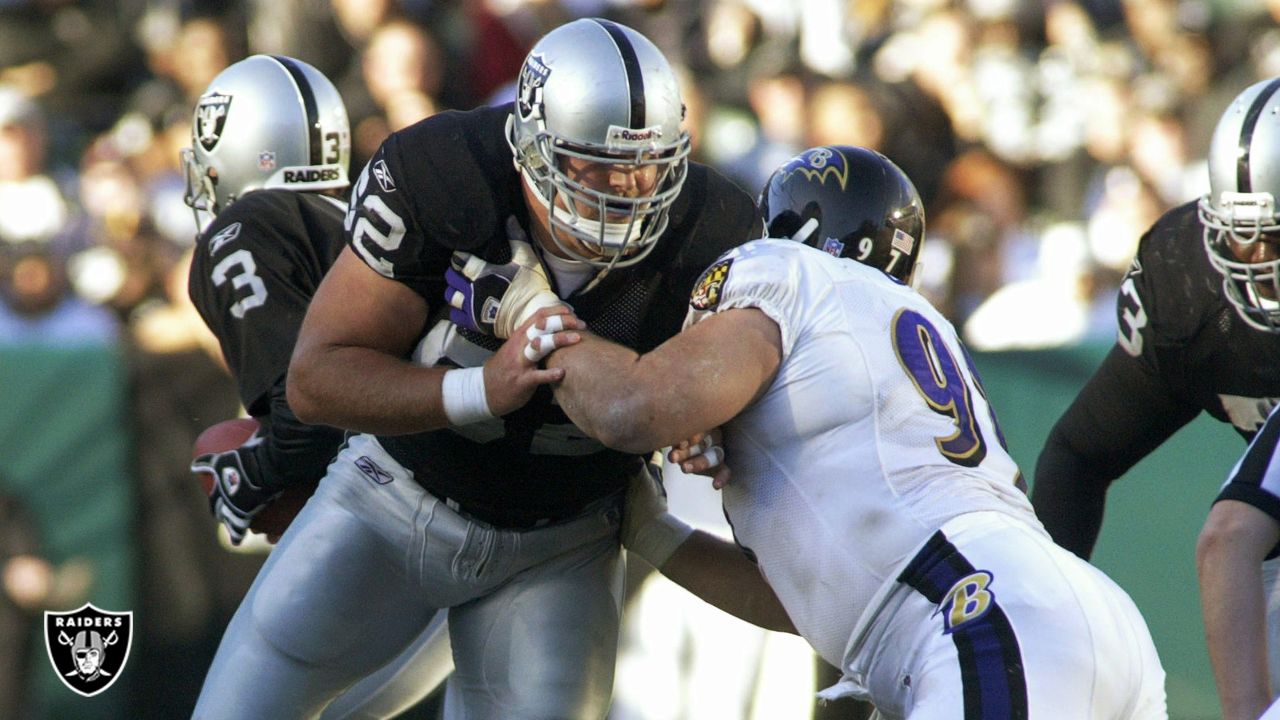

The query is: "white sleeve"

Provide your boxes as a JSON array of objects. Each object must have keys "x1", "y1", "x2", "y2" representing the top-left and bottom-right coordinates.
[{"x1": 682, "y1": 242, "x2": 801, "y2": 358}]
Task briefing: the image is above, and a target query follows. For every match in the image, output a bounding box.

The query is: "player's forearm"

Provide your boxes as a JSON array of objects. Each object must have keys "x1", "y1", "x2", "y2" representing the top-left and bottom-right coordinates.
[
  {"x1": 256, "y1": 385, "x2": 347, "y2": 491},
  {"x1": 1032, "y1": 346, "x2": 1193, "y2": 557},
  {"x1": 1197, "y1": 526, "x2": 1272, "y2": 719},
  {"x1": 550, "y1": 323, "x2": 761, "y2": 454},
  {"x1": 549, "y1": 333, "x2": 667, "y2": 453},
  {"x1": 1030, "y1": 437, "x2": 1109, "y2": 559},
  {"x1": 287, "y1": 344, "x2": 454, "y2": 435},
  {"x1": 656, "y1": 530, "x2": 798, "y2": 635}
]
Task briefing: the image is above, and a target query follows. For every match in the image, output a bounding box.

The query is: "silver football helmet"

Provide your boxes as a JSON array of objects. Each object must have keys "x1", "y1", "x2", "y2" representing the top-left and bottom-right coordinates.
[
  {"x1": 506, "y1": 18, "x2": 690, "y2": 268},
  {"x1": 182, "y1": 55, "x2": 350, "y2": 230},
  {"x1": 1199, "y1": 77, "x2": 1280, "y2": 332}
]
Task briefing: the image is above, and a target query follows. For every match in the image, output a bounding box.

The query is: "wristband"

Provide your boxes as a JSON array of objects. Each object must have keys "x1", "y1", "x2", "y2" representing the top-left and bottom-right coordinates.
[
  {"x1": 627, "y1": 512, "x2": 695, "y2": 569},
  {"x1": 441, "y1": 367, "x2": 495, "y2": 426}
]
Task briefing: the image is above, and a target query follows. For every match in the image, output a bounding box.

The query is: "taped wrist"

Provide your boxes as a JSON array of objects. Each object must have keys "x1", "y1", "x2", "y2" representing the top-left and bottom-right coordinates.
[
  {"x1": 627, "y1": 512, "x2": 695, "y2": 569},
  {"x1": 441, "y1": 367, "x2": 495, "y2": 426},
  {"x1": 502, "y1": 280, "x2": 563, "y2": 338}
]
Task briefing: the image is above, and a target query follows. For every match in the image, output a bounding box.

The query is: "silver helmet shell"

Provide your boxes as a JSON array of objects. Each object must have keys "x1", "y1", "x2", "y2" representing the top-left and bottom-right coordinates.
[
  {"x1": 182, "y1": 55, "x2": 349, "y2": 226},
  {"x1": 507, "y1": 18, "x2": 690, "y2": 268},
  {"x1": 1199, "y1": 77, "x2": 1280, "y2": 332}
]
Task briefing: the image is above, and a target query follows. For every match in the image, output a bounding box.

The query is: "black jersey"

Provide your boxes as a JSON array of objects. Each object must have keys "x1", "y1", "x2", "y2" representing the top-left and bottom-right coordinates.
[
  {"x1": 344, "y1": 103, "x2": 761, "y2": 527},
  {"x1": 188, "y1": 189, "x2": 348, "y2": 490},
  {"x1": 1033, "y1": 200, "x2": 1280, "y2": 557}
]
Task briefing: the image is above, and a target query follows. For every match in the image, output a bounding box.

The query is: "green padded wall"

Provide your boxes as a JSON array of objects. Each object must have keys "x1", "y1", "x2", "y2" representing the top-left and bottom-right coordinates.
[{"x1": 0, "y1": 347, "x2": 134, "y2": 719}]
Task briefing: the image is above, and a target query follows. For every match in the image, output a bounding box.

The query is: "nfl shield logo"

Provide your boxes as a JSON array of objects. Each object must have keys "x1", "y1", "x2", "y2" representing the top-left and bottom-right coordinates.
[{"x1": 44, "y1": 603, "x2": 133, "y2": 697}]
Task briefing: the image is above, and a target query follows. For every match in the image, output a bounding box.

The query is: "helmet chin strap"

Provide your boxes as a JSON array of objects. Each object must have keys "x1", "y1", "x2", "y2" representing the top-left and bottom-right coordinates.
[
  {"x1": 550, "y1": 202, "x2": 633, "y2": 251},
  {"x1": 1245, "y1": 278, "x2": 1280, "y2": 311},
  {"x1": 790, "y1": 218, "x2": 820, "y2": 243}
]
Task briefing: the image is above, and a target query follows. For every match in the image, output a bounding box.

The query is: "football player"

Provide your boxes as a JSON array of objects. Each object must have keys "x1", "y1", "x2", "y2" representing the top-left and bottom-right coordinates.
[
  {"x1": 1032, "y1": 77, "x2": 1280, "y2": 688},
  {"x1": 483, "y1": 145, "x2": 1169, "y2": 717},
  {"x1": 1198, "y1": 403, "x2": 1280, "y2": 720},
  {"x1": 194, "y1": 19, "x2": 761, "y2": 719},
  {"x1": 183, "y1": 55, "x2": 451, "y2": 719}
]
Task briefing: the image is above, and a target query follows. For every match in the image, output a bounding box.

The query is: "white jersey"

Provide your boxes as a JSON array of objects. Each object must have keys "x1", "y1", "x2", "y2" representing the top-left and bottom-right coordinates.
[{"x1": 683, "y1": 239, "x2": 1042, "y2": 666}]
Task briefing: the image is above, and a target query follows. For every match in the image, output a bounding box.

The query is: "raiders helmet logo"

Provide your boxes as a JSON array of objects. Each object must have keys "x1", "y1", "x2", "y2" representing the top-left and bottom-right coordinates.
[
  {"x1": 195, "y1": 93, "x2": 233, "y2": 152},
  {"x1": 517, "y1": 54, "x2": 551, "y2": 122},
  {"x1": 45, "y1": 603, "x2": 133, "y2": 697},
  {"x1": 690, "y1": 258, "x2": 733, "y2": 311}
]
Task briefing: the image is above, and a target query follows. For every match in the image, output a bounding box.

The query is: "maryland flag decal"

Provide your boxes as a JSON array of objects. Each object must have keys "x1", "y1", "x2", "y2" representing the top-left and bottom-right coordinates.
[{"x1": 690, "y1": 258, "x2": 733, "y2": 311}]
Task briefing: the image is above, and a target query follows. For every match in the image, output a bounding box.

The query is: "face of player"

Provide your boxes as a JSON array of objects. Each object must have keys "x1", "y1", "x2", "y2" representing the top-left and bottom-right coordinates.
[
  {"x1": 528, "y1": 155, "x2": 661, "y2": 261},
  {"x1": 559, "y1": 154, "x2": 660, "y2": 219},
  {"x1": 1227, "y1": 234, "x2": 1280, "y2": 299}
]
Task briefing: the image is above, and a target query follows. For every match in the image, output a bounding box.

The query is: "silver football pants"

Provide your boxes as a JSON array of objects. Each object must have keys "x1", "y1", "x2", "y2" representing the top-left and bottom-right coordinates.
[{"x1": 193, "y1": 433, "x2": 625, "y2": 719}]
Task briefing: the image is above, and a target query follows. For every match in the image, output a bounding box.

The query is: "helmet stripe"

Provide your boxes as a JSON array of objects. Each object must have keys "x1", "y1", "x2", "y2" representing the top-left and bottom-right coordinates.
[
  {"x1": 1237, "y1": 77, "x2": 1280, "y2": 193},
  {"x1": 270, "y1": 55, "x2": 323, "y2": 166},
  {"x1": 593, "y1": 19, "x2": 645, "y2": 129}
]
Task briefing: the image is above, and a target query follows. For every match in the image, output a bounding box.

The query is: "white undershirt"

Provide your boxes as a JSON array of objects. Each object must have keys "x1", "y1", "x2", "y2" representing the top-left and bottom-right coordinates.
[{"x1": 540, "y1": 247, "x2": 598, "y2": 297}]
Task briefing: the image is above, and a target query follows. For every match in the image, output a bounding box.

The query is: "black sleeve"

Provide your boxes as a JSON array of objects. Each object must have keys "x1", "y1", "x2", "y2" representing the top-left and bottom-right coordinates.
[
  {"x1": 639, "y1": 165, "x2": 762, "y2": 349},
  {"x1": 343, "y1": 127, "x2": 473, "y2": 306},
  {"x1": 187, "y1": 193, "x2": 318, "y2": 414},
  {"x1": 1032, "y1": 344, "x2": 1200, "y2": 558},
  {"x1": 247, "y1": 379, "x2": 346, "y2": 492}
]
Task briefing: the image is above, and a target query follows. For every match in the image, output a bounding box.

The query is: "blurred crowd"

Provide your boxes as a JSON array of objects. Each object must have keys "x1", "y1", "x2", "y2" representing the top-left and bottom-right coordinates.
[
  {"x1": 2, "y1": 0, "x2": 1279, "y2": 354},
  {"x1": 1, "y1": 0, "x2": 1279, "y2": 716}
]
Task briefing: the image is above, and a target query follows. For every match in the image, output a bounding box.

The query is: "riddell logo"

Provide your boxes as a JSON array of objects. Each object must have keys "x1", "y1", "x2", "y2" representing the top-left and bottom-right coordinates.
[
  {"x1": 45, "y1": 604, "x2": 133, "y2": 697},
  {"x1": 283, "y1": 167, "x2": 341, "y2": 183},
  {"x1": 619, "y1": 129, "x2": 657, "y2": 141},
  {"x1": 606, "y1": 124, "x2": 662, "y2": 149}
]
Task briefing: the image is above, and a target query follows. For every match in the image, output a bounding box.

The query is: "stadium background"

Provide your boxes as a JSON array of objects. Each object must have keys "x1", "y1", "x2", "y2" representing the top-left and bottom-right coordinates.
[{"x1": 0, "y1": 0, "x2": 1266, "y2": 717}]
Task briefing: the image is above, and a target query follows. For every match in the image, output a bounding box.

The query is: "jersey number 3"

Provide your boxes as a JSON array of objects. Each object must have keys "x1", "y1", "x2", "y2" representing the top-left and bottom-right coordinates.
[
  {"x1": 211, "y1": 249, "x2": 267, "y2": 319},
  {"x1": 892, "y1": 309, "x2": 1008, "y2": 468}
]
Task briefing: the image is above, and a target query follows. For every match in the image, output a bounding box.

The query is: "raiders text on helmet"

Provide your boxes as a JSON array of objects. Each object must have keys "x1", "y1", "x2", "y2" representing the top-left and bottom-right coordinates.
[
  {"x1": 760, "y1": 145, "x2": 925, "y2": 284},
  {"x1": 1200, "y1": 77, "x2": 1280, "y2": 332},
  {"x1": 182, "y1": 55, "x2": 350, "y2": 228},
  {"x1": 506, "y1": 18, "x2": 690, "y2": 268}
]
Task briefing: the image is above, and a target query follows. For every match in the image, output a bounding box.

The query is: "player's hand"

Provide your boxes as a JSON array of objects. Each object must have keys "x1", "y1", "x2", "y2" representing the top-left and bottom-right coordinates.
[
  {"x1": 622, "y1": 456, "x2": 694, "y2": 569},
  {"x1": 191, "y1": 442, "x2": 280, "y2": 546},
  {"x1": 446, "y1": 216, "x2": 562, "y2": 338},
  {"x1": 482, "y1": 305, "x2": 585, "y2": 417},
  {"x1": 668, "y1": 429, "x2": 731, "y2": 489}
]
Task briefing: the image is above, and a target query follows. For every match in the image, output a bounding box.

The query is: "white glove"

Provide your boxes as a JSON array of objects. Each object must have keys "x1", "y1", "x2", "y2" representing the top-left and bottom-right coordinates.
[
  {"x1": 622, "y1": 457, "x2": 694, "y2": 569},
  {"x1": 446, "y1": 217, "x2": 563, "y2": 339}
]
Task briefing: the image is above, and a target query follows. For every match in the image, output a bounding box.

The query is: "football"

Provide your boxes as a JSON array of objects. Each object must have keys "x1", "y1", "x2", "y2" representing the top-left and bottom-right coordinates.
[
  {"x1": 250, "y1": 480, "x2": 317, "y2": 541},
  {"x1": 193, "y1": 417, "x2": 261, "y2": 495},
  {"x1": 191, "y1": 416, "x2": 317, "y2": 541}
]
